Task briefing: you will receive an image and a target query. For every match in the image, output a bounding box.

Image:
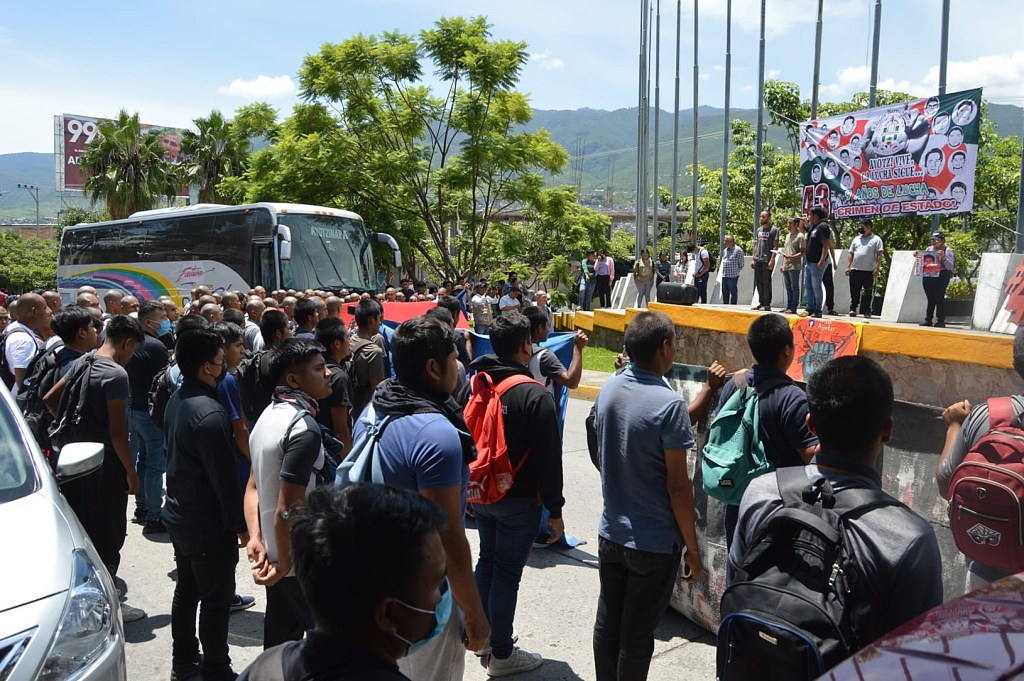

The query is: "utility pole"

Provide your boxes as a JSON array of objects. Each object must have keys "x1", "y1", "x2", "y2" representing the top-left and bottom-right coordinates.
[
  {"x1": 652, "y1": 0, "x2": 662, "y2": 253},
  {"x1": 810, "y1": 0, "x2": 823, "y2": 119},
  {"x1": 868, "y1": 0, "x2": 882, "y2": 108},
  {"x1": 753, "y1": 0, "x2": 766, "y2": 231},
  {"x1": 719, "y1": 0, "x2": 732, "y2": 257},
  {"x1": 1016, "y1": 110, "x2": 1024, "y2": 254},
  {"x1": 933, "y1": 0, "x2": 950, "y2": 236},
  {"x1": 17, "y1": 184, "x2": 40, "y2": 238},
  {"x1": 670, "y1": 0, "x2": 682, "y2": 260},
  {"x1": 691, "y1": 0, "x2": 700, "y2": 245}
]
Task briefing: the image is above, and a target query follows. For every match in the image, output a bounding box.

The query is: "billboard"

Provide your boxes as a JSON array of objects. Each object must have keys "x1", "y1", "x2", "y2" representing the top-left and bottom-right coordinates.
[
  {"x1": 799, "y1": 88, "x2": 982, "y2": 220},
  {"x1": 55, "y1": 113, "x2": 186, "y2": 192}
]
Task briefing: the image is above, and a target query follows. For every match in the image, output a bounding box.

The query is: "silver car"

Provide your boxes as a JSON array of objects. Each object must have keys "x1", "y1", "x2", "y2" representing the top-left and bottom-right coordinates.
[{"x1": 0, "y1": 385, "x2": 126, "y2": 680}]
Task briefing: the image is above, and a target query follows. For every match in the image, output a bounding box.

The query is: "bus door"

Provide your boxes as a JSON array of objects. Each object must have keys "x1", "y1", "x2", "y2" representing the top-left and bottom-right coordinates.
[{"x1": 252, "y1": 240, "x2": 278, "y2": 289}]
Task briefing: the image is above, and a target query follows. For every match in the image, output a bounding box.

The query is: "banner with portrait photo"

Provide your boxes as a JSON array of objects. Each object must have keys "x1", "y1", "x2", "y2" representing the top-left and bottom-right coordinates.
[{"x1": 798, "y1": 88, "x2": 982, "y2": 220}]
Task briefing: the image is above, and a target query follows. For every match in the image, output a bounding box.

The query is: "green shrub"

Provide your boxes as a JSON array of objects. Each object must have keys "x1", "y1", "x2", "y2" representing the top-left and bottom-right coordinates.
[{"x1": 945, "y1": 279, "x2": 974, "y2": 301}]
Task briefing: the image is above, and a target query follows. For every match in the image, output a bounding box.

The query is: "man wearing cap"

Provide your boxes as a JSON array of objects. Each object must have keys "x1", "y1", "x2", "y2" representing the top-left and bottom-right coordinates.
[
  {"x1": 499, "y1": 286, "x2": 523, "y2": 315},
  {"x1": 845, "y1": 219, "x2": 884, "y2": 319},
  {"x1": 917, "y1": 232, "x2": 955, "y2": 328},
  {"x1": 471, "y1": 282, "x2": 497, "y2": 335}
]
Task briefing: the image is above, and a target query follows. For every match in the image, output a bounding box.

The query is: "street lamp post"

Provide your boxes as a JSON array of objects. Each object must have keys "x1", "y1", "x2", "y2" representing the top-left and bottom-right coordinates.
[{"x1": 17, "y1": 184, "x2": 40, "y2": 238}]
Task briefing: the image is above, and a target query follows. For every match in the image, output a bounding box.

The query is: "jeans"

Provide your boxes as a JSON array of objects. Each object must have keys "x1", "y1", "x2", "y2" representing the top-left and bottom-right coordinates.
[
  {"x1": 474, "y1": 496, "x2": 543, "y2": 659},
  {"x1": 753, "y1": 260, "x2": 773, "y2": 308},
  {"x1": 596, "y1": 275, "x2": 612, "y2": 308},
  {"x1": 923, "y1": 270, "x2": 953, "y2": 323},
  {"x1": 721, "y1": 276, "x2": 739, "y2": 305},
  {"x1": 594, "y1": 537, "x2": 682, "y2": 681},
  {"x1": 580, "y1": 277, "x2": 596, "y2": 311},
  {"x1": 169, "y1": 535, "x2": 238, "y2": 673},
  {"x1": 131, "y1": 409, "x2": 166, "y2": 521},
  {"x1": 823, "y1": 261, "x2": 835, "y2": 311},
  {"x1": 804, "y1": 262, "x2": 824, "y2": 315},
  {"x1": 264, "y1": 576, "x2": 314, "y2": 649},
  {"x1": 849, "y1": 269, "x2": 874, "y2": 315},
  {"x1": 783, "y1": 269, "x2": 801, "y2": 312},
  {"x1": 635, "y1": 280, "x2": 653, "y2": 308},
  {"x1": 695, "y1": 272, "x2": 709, "y2": 304}
]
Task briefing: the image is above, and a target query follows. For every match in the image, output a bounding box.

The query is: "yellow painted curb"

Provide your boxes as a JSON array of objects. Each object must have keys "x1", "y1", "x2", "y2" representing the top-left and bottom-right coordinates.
[
  {"x1": 649, "y1": 302, "x2": 763, "y2": 336},
  {"x1": 570, "y1": 384, "x2": 602, "y2": 402},
  {"x1": 574, "y1": 311, "x2": 595, "y2": 331},
  {"x1": 860, "y1": 324, "x2": 1012, "y2": 369},
  {"x1": 593, "y1": 308, "x2": 627, "y2": 332}
]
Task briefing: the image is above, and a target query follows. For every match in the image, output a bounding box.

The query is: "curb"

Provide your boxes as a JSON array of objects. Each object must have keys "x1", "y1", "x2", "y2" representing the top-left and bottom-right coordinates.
[{"x1": 570, "y1": 385, "x2": 602, "y2": 402}]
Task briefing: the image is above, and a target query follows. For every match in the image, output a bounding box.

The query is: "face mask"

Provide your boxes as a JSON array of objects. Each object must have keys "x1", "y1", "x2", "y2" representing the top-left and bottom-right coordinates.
[
  {"x1": 393, "y1": 577, "x2": 452, "y2": 656},
  {"x1": 157, "y1": 318, "x2": 172, "y2": 336}
]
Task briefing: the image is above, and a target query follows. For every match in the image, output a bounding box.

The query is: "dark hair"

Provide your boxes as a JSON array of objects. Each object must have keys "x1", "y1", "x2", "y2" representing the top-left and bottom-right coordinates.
[
  {"x1": 138, "y1": 300, "x2": 164, "y2": 322},
  {"x1": 435, "y1": 296, "x2": 462, "y2": 324},
  {"x1": 260, "y1": 309, "x2": 290, "y2": 345},
  {"x1": 354, "y1": 299, "x2": 382, "y2": 328},
  {"x1": 104, "y1": 315, "x2": 145, "y2": 345},
  {"x1": 624, "y1": 311, "x2": 675, "y2": 364},
  {"x1": 315, "y1": 316, "x2": 347, "y2": 351},
  {"x1": 425, "y1": 306, "x2": 453, "y2": 327},
  {"x1": 810, "y1": 206, "x2": 826, "y2": 219},
  {"x1": 1014, "y1": 326, "x2": 1024, "y2": 380},
  {"x1": 294, "y1": 297, "x2": 318, "y2": 327},
  {"x1": 521, "y1": 305, "x2": 549, "y2": 336},
  {"x1": 391, "y1": 316, "x2": 455, "y2": 381},
  {"x1": 807, "y1": 356, "x2": 893, "y2": 459},
  {"x1": 926, "y1": 148, "x2": 943, "y2": 162},
  {"x1": 223, "y1": 308, "x2": 245, "y2": 327},
  {"x1": 291, "y1": 483, "x2": 447, "y2": 634},
  {"x1": 52, "y1": 304, "x2": 94, "y2": 344},
  {"x1": 747, "y1": 314, "x2": 794, "y2": 366},
  {"x1": 270, "y1": 338, "x2": 327, "y2": 385},
  {"x1": 176, "y1": 315, "x2": 209, "y2": 336},
  {"x1": 951, "y1": 181, "x2": 967, "y2": 191},
  {"x1": 211, "y1": 320, "x2": 243, "y2": 345},
  {"x1": 176, "y1": 328, "x2": 224, "y2": 380},
  {"x1": 488, "y1": 312, "x2": 531, "y2": 360}
]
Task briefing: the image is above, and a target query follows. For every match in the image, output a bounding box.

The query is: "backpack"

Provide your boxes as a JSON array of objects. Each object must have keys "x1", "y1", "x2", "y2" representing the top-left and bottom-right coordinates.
[
  {"x1": 16, "y1": 344, "x2": 63, "y2": 453},
  {"x1": 705, "y1": 248, "x2": 717, "y2": 273},
  {"x1": 702, "y1": 373, "x2": 790, "y2": 505},
  {"x1": 463, "y1": 372, "x2": 542, "y2": 504},
  {"x1": 0, "y1": 327, "x2": 41, "y2": 390},
  {"x1": 48, "y1": 354, "x2": 98, "y2": 455},
  {"x1": 717, "y1": 467, "x2": 901, "y2": 681},
  {"x1": 346, "y1": 337, "x2": 379, "y2": 414},
  {"x1": 281, "y1": 407, "x2": 344, "y2": 487},
  {"x1": 236, "y1": 349, "x2": 274, "y2": 423},
  {"x1": 147, "y1": 359, "x2": 178, "y2": 430},
  {"x1": 335, "y1": 403, "x2": 394, "y2": 487},
  {"x1": 948, "y1": 397, "x2": 1024, "y2": 573}
]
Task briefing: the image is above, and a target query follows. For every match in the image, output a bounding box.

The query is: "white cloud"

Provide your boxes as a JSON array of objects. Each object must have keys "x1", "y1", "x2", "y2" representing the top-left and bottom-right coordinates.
[
  {"x1": 530, "y1": 50, "x2": 565, "y2": 71},
  {"x1": 217, "y1": 75, "x2": 296, "y2": 99},
  {"x1": 699, "y1": 72, "x2": 711, "y2": 81},
  {"x1": 820, "y1": 65, "x2": 915, "y2": 100},
  {"x1": 766, "y1": 69, "x2": 781, "y2": 79},
  {"x1": 700, "y1": 0, "x2": 863, "y2": 39}
]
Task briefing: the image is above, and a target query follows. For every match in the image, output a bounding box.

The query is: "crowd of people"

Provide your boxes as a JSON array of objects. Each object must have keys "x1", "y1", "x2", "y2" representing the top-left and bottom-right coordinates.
[{"x1": 0, "y1": 270, "x2": 1007, "y2": 681}]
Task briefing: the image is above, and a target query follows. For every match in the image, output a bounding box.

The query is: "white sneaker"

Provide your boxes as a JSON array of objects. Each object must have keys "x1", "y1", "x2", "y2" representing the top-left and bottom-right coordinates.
[
  {"x1": 487, "y1": 647, "x2": 543, "y2": 677},
  {"x1": 121, "y1": 603, "x2": 147, "y2": 622},
  {"x1": 475, "y1": 630, "x2": 520, "y2": 657}
]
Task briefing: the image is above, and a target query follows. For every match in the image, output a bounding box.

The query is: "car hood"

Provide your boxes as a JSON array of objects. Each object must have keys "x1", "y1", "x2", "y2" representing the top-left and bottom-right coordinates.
[{"x1": 0, "y1": 491, "x2": 73, "y2": 613}]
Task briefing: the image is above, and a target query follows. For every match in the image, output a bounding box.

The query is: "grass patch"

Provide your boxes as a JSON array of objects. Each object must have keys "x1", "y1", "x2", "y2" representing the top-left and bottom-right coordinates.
[{"x1": 582, "y1": 345, "x2": 618, "y2": 374}]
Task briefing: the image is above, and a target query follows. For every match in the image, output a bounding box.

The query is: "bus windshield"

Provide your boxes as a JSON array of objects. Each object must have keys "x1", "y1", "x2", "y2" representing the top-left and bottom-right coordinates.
[{"x1": 281, "y1": 214, "x2": 375, "y2": 291}]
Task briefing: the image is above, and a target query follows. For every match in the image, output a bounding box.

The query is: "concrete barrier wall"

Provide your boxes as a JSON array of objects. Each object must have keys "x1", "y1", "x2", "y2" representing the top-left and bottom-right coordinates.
[{"x1": 661, "y1": 364, "x2": 969, "y2": 633}]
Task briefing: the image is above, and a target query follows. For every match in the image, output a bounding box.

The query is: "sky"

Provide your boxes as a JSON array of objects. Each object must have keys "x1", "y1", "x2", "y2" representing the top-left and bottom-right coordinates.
[{"x1": 2, "y1": 0, "x2": 1023, "y2": 155}]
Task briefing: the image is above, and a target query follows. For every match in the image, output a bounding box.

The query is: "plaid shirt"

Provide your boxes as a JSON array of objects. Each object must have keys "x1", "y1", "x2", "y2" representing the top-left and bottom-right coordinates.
[{"x1": 721, "y1": 246, "x2": 745, "y2": 278}]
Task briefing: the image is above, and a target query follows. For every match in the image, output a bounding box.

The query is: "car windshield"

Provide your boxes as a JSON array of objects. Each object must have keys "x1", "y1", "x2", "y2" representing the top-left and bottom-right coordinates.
[
  {"x1": 0, "y1": 398, "x2": 39, "y2": 504},
  {"x1": 280, "y1": 214, "x2": 376, "y2": 292}
]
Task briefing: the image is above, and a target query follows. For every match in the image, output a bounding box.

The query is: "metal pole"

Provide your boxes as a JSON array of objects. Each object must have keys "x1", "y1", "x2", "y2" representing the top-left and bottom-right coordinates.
[
  {"x1": 670, "y1": 0, "x2": 682, "y2": 260},
  {"x1": 18, "y1": 184, "x2": 40, "y2": 237},
  {"x1": 868, "y1": 0, "x2": 882, "y2": 108},
  {"x1": 652, "y1": 0, "x2": 662, "y2": 254},
  {"x1": 719, "y1": 0, "x2": 731, "y2": 257},
  {"x1": 636, "y1": 0, "x2": 647, "y2": 257},
  {"x1": 810, "y1": 0, "x2": 823, "y2": 119},
  {"x1": 754, "y1": 0, "x2": 766, "y2": 231},
  {"x1": 1015, "y1": 110, "x2": 1024, "y2": 254},
  {"x1": 691, "y1": 0, "x2": 700, "y2": 245},
  {"x1": 932, "y1": 0, "x2": 950, "y2": 234},
  {"x1": 641, "y1": 1, "x2": 652, "y2": 257}
]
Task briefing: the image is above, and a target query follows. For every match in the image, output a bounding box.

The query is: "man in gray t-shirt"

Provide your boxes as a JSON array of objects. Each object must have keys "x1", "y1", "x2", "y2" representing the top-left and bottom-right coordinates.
[
  {"x1": 751, "y1": 210, "x2": 779, "y2": 311},
  {"x1": 845, "y1": 218, "x2": 884, "y2": 318}
]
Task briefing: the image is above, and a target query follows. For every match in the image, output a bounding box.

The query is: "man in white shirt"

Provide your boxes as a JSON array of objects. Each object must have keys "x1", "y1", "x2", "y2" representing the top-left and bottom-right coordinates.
[
  {"x1": 845, "y1": 218, "x2": 884, "y2": 319},
  {"x1": 499, "y1": 286, "x2": 523, "y2": 314},
  {"x1": 2, "y1": 292, "x2": 51, "y2": 396},
  {"x1": 470, "y1": 282, "x2": 497, "y2": 335}
]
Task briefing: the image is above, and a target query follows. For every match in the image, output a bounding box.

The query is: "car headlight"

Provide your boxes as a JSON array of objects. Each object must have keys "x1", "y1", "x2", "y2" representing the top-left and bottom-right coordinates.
[{"x1": 38, "y1": 549, "x2": 117, "y2": 681}]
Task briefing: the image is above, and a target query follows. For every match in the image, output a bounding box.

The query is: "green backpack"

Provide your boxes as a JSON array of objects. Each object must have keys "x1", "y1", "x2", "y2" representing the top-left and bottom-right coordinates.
[{"x1": 702, "y1": 373, "x2": 789, "y2": 505}]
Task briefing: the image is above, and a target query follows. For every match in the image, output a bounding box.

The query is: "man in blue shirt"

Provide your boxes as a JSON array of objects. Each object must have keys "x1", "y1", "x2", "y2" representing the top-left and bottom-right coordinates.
[{"x1": 593, "y1": 310, "x2": 725, "y2": 681}]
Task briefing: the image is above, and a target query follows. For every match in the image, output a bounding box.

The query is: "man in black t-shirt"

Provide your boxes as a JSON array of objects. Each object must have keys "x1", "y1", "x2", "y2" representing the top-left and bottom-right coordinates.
[
  {"x1": 802, "y1": 207, "x2": 832, "y2": 318},
  {"x1": 315, "y1": 317, "x2": 354, "y2": 454}
]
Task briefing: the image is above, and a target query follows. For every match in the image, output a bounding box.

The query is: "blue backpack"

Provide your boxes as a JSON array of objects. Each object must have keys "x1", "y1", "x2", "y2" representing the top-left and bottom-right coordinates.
[
  {"x1": 335, "y1": 404, "x2": 395, "y2": 486},
  {"x1": 702, "y1": 373, "x2": 789, "y2": 505}
]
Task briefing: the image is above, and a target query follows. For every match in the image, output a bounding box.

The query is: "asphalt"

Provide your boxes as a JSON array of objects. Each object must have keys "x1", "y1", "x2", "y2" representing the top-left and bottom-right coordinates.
[{"x1": 119, "y1": 395, "x2": 717, "y2": 680}]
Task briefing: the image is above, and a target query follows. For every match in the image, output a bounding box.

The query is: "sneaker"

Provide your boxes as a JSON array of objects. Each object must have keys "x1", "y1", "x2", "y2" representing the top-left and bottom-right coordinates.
[
  {"x1": 142, "y1": 518, "x2": 167, "y2": 535},
  {"x1": 827, "y1": 308, "x2": 836, "y2": 316},
  {"x1": 919, "y1": 320, "x2": 933, "y2": 327},
  {"x1": 487, "y1": 647, "x2": 543, "y2": 677},
  {"x1": 781, "y1": 309, "x2": 794, "y2": 314},
  {"x1": 230, "y1": 594, "x2": 256, "y2": 612},
  {"x1": 849, "y1": 311, "x2": 858, "y2": 317},
  {"x1": 475, "y1": 631, "x2": 520, "y2": 657},
  {"x1": 935, "y1": 321, "x2": 946, "y2": 328},
  {"x1": 132, "y1": 507, "x2": 147, "y2": 525},
  {"x1": 797, "y1": 310, "x2": 810, "y2": 318},
  {"x1": 170, "y1": 660, "x2": 202, "y2": 681},
  {"x1": 199, "y1": 666, "x2": 237, "y2": 681},
  {"x1": 121, "y1": 602, "x2": 147, "y2": 622},
  {"x1": 863, "y1": 313, "x2": 872, "y2": 319},
  {"x1": 813, "y1": 312, "x2": 823, "y2": 319}
]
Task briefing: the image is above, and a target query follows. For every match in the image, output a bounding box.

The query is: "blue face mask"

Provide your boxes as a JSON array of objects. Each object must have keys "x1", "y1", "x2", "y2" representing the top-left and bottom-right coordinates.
[
  {"x1": 393, "y1": 577, "x2": 452, "y2": 655},
  {"x1": 157, "y1": 318, "x2": 172, "y2": 336}
]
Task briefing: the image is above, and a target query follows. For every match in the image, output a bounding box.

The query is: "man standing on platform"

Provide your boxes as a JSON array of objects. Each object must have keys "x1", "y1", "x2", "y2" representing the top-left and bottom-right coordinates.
[
  {"x1": 751, "y1": 211, "x2": 778, "y2": 311},
  {"x1": 780, "y1": 217, "x2": 805, "y2": 314},
  {"x1": 803, "y1": 207, "x2": 832, "y2": 319},
  {"x1": 720, "y1": 236, "x2": 744, "y2": 306},
  {"x1": 845, "y1": 219, "x2": 884, "y2": 319}
]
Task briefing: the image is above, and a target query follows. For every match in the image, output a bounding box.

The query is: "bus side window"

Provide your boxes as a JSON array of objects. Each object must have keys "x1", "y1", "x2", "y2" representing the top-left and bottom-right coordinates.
[
  {"x1": 62, "y1": 230, "x2": 92, "y2": 266},
  {"x1": 92, "y1": 226, "x2": 122, "y2": 263},
  {"x1": 253, "y1": 242, "x2": 275, "y2": 288}
]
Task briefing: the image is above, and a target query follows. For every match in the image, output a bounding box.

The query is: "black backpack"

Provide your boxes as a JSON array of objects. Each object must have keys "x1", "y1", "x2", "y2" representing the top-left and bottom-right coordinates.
[
  {"x1": 706, "y1": 249, "x2": 717, "y2": 272},
  {"x1": 716, "y1": 467, "x2": 900, "y2": 681},
  {"x1": 237, "y1": 349, "x2": 275, "y2": 424},
  {"x1": 48, "y1": 354, "x2": 99, "y2": 455},
  {"x1": 15, "y1": 343, "x2": 63, "y2": 452},
  {"x1": 0, "y1": 327, "x2": 41, "y2": 390},
  {"x1": 147, "y1": 359, "x2": 178, "y2": 430}
]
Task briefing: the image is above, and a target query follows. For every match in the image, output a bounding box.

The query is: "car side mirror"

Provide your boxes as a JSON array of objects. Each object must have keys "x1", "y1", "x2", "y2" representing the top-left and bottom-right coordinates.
[{"x1": 55, "y1": 442, "x2": 105, "y2": 483}]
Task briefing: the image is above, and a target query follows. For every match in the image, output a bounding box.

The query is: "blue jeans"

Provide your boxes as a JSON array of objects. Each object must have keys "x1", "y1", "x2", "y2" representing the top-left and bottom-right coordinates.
[
  {"x1": 721, "y1": 276, "x2": 739, "y2": 305},
  {"x1": 804, "y1": 262, "x2": 824, "y2": 314},
  {"x1": 695, "y1": 272, "x2": 709, "y2": 303},
  {"x1": 131, "y1": 409, "x2": 166, "y2": 522},
  {"x1": 584, "y1": 277, "x2": 596, "y2": 311},
  {"x1": 783, "y1": 269, "x2": 801, "y2": 311},
  {"x1": 473, "y1": 496, "x2": 543, "y2": 659}
]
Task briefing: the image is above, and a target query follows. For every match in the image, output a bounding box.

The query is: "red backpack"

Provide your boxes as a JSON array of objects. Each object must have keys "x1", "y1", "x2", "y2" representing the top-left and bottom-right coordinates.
[
  {"x1": 949, "y1": 397, "x2": 1024, "y2": 573},
  {"x1": 464, "y1": 372, "x2": 541, "y2": 505}
]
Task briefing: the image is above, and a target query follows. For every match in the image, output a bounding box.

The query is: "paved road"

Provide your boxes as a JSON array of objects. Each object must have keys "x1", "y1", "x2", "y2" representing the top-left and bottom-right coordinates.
[{"x1": 120, "y1": 397, "x2": 716, "y2": 679}]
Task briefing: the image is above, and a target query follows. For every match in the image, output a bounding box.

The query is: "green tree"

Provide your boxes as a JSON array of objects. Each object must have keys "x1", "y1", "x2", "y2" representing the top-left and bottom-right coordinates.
[
  {"x1": 79, "y1": 110, "x2": 176, "y2": 219},
  {"x1": 181, "y1": 110, "x2": 248, "y2": 204},
  {"x1": 0, "y1": 234, "x2": 57, "y2": 291}
]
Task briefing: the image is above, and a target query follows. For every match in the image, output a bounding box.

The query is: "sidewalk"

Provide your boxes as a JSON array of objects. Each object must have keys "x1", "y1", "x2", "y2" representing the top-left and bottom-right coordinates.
[{"x1": 570, "y1": 369, "x2": 613, "y2": 402}]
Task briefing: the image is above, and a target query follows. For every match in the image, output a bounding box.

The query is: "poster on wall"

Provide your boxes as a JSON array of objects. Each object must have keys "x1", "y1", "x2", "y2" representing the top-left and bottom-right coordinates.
[
  {"x1": 799, "y1": 88, "x2": 982, "y2": 220},
  {"x1": 788, "y1": 317, "x2": 861, "y2": 383}
]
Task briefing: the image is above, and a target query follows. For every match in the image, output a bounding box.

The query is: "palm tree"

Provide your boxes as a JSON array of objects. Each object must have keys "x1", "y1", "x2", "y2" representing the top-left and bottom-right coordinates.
[
  {"x1": 181, "y1": 110, "x2": 248, "y2": 204},
  {"x1": 79, "y1": 110, "x2": 176, "y2": 219}
]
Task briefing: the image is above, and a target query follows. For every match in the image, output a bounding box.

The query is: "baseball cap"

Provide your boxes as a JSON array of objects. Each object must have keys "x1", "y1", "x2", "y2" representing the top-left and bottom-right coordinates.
[{"x1": 931, "y1": 231, "x2": 945, "y2": 240}]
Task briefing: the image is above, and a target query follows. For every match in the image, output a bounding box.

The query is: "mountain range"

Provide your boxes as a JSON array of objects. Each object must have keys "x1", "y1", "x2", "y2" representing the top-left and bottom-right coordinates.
[{"x1": 2, "y1": 103, "x2": 1021, "y2": 223}]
